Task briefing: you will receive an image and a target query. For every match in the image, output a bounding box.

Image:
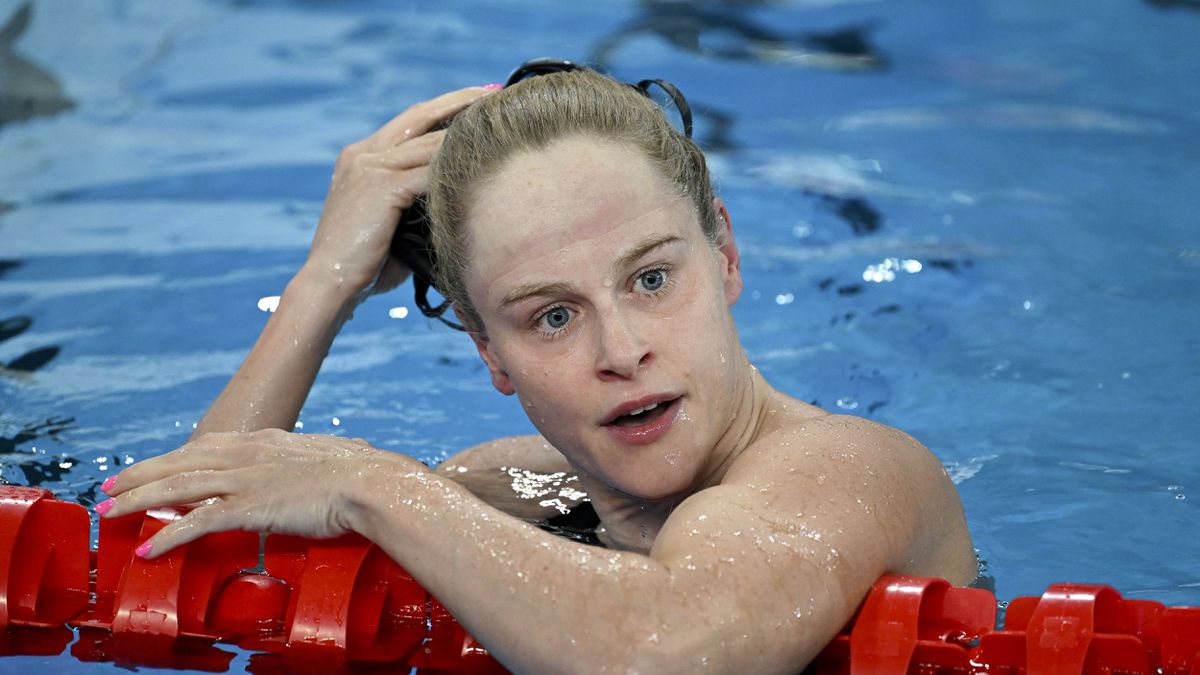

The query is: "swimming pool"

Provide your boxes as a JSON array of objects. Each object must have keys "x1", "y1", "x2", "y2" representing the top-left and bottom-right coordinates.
[{"x1": 2, "y1": 0, "x2": 1198, "y2": 671}]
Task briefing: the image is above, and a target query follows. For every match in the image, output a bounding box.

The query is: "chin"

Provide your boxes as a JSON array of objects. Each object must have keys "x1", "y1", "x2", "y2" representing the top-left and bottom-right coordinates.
[{"x1": 612, "y1": 467, "x2": 699, "y2": 502}]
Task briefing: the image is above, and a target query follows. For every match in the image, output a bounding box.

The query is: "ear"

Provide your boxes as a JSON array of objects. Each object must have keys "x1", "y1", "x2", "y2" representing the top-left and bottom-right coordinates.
[
  {"x1": 712, "y1": 197, "x2": 743, "y2": 306},
  {"x1": 456, "y1": 307, "x2": 516, "y2": 396},
  {"x1": 469, "y1": 332, "x2": 517, "y2": 396}
]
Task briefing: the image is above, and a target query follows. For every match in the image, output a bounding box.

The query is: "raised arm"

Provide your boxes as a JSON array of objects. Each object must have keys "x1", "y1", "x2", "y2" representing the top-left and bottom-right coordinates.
[{"x1": 190, "y1": 86, "x2": 498, "y2": 438}]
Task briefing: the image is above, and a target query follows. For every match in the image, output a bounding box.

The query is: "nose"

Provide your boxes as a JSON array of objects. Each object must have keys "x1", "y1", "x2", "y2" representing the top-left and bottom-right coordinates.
[{"x1": 594, "y1": 306, "x2": 652, "y2": 381}]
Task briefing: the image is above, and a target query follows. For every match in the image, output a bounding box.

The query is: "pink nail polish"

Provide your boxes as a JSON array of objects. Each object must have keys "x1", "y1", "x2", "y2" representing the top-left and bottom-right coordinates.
[
  {"x1": 101, "y1": 475, "x2": 117, "y2": 493},
  {"x1": 135, "y1": 541, "x2": 153, "y2": 558},
  {"x1": 482, "y1": 83, "x2": 503, "y2": 91},
  {"x1": 94, "y1": 498, "x2": 114, "y2": 516}
]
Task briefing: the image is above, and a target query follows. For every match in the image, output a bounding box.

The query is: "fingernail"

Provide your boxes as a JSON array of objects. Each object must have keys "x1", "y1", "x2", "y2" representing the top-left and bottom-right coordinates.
[
  {"x1": 101, "y1": 475, "x2": 117, "y2": 493},
  {"x1": 94, "y1": 498, "x2": 115, "y2": 516},
  {"x1": 482, "y1": 83, "x2": 504, "y2": 91},
  {"x1": 135, "y1": 541, "x2": 153, "y2": 558}
]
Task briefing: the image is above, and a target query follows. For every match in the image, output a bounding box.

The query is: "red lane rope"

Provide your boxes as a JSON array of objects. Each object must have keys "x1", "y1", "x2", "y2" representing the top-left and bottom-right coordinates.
[{"x1": 2, "y1": 486, "x2": 1198, "y2": 674}]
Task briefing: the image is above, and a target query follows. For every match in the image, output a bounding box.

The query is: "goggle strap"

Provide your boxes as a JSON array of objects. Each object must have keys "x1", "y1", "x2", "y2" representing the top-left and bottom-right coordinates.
[{"x1": 635, "y1": 78, "x2": 694, "y2": 138}]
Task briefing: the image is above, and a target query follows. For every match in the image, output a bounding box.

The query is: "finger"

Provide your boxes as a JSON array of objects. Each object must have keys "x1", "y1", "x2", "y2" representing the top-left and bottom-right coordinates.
[
  {"x1": 137, "y1": 502, "x2": 243, "y2": 560},
  {"x1": 323, "y1": 158, "x2": 431, "y2": 227},
  {"x1": 368, "y1": 86, "x2": 495, "y2": 151},
  {"x1": 105, "y1": 432, "x2": 248, "y2": 496},
  {"x1": 376, "y1": 129, "x2": 445, "y2": 171},
  {"x1": 109, "y1": 428, "x2": 308, "y2": 496},
  {"x1": 382, "y1": 164, "x2": 430, "y2": 214},
  {"x1": 102, "y1": 468, "x2": 243, "y2": 519}
]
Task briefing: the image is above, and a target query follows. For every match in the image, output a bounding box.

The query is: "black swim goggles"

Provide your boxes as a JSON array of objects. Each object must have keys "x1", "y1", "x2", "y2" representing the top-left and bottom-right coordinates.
[{"x1": 389, "y1": 57, "x2": 694, "y2": 331}]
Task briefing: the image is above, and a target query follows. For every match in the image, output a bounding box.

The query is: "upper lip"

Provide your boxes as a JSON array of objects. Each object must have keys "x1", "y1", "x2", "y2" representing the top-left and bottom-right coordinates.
[{"x1": 601, "y1": 393, "x2": 680, "y2": 425}]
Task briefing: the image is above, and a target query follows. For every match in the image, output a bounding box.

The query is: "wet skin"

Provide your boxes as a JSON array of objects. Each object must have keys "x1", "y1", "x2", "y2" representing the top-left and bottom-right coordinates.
[
  {"x1": 98, "y1": 90, "x2": 978, "y2": 673},
  {"x1": 465, "y1": 137, "x2": 753, "y2": 507},
  {"x1": 453, "y1": 135, "x2": 978, "y2": 564}
]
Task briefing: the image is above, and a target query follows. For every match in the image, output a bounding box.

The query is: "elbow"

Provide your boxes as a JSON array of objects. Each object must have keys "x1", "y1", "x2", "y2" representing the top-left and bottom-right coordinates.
[
  {"x1": 616, "y1": 612, "x2": 811, "y2": 675},
  {"x1": 615, "y1": 617, "x2": 720, "y2": 674}
]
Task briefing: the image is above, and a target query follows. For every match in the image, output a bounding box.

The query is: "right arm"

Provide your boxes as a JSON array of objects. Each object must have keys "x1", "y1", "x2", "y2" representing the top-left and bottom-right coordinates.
[
  {"x1": 189, "y1": 266, "x2": 357, "y2": 437},
  {"x1": 190, "y1": 86, "x2": 499, "y2": 439}
]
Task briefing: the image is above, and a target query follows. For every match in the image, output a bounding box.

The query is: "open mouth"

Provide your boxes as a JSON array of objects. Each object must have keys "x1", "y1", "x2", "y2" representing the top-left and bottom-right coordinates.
[
  {"x1": 609, "y1": 399, "x2": 675, "y2": 428},
  {"x1": 602, "y1": 396, "x2": 682, "y2": 446}
]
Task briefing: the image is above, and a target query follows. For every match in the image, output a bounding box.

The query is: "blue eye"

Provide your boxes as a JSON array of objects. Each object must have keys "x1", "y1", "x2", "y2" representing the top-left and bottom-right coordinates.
[
  {"x1": 638, "y1": 268, "x2": 667, "y2": 292},
  {"x1": 543, "y1": 307, "x2": 571, "y2": 329}
]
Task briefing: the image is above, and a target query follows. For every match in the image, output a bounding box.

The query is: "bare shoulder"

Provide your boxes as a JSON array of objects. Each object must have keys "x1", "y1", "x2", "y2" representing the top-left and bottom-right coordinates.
[
  {"x1": 434, "y1": 435, "x2": 579, "y2": 520},
  {"x1": 730, "y1": 407, "x2": 945, "y2": 483},
  {"x1": 724, "y1": 400, "x2": 978, "y2": 586},
  {"x1": 649, "y1": 399, "x2": 977, "y2": 667},
  {"x1": 435, "y1": 434, "x2": 570, "y2": 475}
]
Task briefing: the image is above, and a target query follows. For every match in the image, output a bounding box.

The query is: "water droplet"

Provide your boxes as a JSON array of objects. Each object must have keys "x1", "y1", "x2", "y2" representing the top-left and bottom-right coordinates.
[{"x1": 257, "y1": 295, "x2": 281, "y2": 313}]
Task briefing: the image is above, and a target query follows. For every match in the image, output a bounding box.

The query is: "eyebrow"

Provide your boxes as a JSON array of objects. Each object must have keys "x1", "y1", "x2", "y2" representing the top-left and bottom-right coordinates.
[{"x1": 498, "y1": 234, "x2": 682, "y2": 310}]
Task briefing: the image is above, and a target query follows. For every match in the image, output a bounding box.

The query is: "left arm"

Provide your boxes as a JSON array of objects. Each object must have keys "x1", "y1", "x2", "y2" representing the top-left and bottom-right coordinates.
[{"x1": 99, "y1": 418, "x2": 964, "y2": 673}]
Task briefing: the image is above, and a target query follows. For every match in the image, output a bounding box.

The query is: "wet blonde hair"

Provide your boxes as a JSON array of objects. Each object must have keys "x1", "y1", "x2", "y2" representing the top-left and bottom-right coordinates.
[{"x1": 426, "y1": 68, "x2": 718, "y2": 332}]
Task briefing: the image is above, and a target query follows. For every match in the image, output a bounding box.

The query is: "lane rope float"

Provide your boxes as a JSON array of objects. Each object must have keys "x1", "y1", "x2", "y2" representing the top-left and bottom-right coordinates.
[{"x1": 1, "y1": 486, "x2": 1198, "y2": 673}]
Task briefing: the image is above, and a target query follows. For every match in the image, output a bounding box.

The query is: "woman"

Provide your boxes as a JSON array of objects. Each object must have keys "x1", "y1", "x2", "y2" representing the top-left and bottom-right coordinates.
[{"x1": 97, "y1": 68, "x2": 977, "y2": 672}]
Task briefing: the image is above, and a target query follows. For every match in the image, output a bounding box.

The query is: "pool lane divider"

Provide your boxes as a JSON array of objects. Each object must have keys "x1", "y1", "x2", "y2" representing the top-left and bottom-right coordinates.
[
  {"x1": 1, "y1": 485, "x2": 1199, "y2": 674},
  {"x1": 0, "y1": 485, "x2": 503, "y2": 672}
]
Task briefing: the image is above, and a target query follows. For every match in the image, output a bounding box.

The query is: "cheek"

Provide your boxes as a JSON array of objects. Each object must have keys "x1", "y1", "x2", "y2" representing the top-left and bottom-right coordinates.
[
  {"x1": 509, "y1": 354, "x2": 588, "y2": 416},
  {"x1": 669, "y1": 274, "x2": 734, "y2": 345},
  {"x1": 644, "y1": 272, "x2": 714, "y2": 335}
]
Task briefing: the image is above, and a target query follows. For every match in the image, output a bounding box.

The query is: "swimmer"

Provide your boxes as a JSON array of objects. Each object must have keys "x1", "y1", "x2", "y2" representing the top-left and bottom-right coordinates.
[{"x1": 96, "y1": 65, "x2": 976, "y2": 672}]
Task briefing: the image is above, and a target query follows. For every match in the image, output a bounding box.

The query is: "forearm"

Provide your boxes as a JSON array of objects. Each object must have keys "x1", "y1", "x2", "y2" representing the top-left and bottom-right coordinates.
[
  {"x1": 191, "y1": 264, "x2": 358, "y2": 438},
  {"x1": 345, "y1": 467, "x2": 691, "y2": 673}
]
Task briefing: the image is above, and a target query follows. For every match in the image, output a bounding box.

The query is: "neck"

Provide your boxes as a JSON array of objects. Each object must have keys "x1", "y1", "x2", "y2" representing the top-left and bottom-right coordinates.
[
  {"x1": 578, "y1": 353, "x2": 775, "y2": 552},
  {"x1": 694, "y1": 359, "x2": 773, "y2": 492}
]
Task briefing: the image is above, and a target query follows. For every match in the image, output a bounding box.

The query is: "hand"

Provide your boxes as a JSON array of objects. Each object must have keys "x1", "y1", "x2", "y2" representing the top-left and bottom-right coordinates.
[
  {"x1": 97, "y1": 429, "x2": 426, "y2": 558},
  {"x1": 304, "y1": 85, "x2": 498, "y2": 300}
]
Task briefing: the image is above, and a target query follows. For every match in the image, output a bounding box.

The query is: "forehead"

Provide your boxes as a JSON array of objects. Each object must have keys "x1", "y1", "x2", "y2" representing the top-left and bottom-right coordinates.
[{"x1": 463, "y1": 136, "x2": 695, "y2": 299}]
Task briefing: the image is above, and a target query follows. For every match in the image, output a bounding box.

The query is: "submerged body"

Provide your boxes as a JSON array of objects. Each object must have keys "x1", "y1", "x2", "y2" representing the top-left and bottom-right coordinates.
[{"x1": 98, "y1": 72, "x2": 976, "y2": 673}]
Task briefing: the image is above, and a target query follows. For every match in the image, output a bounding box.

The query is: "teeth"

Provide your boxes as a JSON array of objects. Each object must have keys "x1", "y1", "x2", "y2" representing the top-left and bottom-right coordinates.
[{"x1": 627, "y1": 402, "x2": 659, "y2": 417}]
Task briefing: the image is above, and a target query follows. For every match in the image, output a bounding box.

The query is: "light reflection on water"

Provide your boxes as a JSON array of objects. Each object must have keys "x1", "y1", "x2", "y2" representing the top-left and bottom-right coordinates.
[{"x1": 1, "y1": 0, "x2": 1199, "y2": 671}]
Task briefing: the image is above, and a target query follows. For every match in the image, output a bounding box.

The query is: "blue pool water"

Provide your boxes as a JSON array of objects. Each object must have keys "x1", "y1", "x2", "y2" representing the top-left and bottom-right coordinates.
[{"x1": 1, "y1": 0, "x2": 1198, "y2": 671}]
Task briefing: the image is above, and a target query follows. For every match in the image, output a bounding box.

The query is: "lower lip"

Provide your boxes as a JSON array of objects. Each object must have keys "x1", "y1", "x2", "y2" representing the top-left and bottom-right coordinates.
[{"x1": 603, "y1": 398, "x2": 681, "y2": 446}]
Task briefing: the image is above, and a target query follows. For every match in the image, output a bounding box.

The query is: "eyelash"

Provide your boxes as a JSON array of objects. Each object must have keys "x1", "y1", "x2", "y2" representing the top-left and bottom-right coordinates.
[
  {"x1": 531, "y1": 304, "x2": 573, "y2": 340},
  {"x1": 527, "y1": 264, "x2": 677, "y2": 340},
  {"x1": 634, "y1": 264, "x2": 674, "y2": 298}
]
